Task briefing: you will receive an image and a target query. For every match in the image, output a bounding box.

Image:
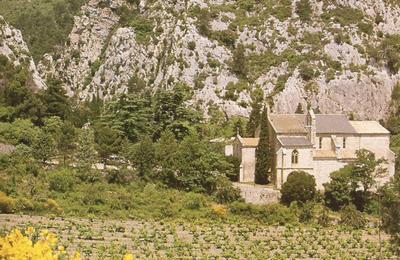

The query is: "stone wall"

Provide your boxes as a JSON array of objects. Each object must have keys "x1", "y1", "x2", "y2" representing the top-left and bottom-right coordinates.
[{"x1": 233, "y1": 183, "x2": 280, "y2": 205}]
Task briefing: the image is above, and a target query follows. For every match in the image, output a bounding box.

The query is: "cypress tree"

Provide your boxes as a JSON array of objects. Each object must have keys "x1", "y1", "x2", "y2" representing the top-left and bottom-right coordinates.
[
  {"x1": 246, "y1": 102, "x2": 262, "y2": 137},
  {"x1": 295, "y1": 103, "x2": 304, "y2": 114},
  {"x1": 255, "y1": 106, "x2": 272, "y2": 184}
]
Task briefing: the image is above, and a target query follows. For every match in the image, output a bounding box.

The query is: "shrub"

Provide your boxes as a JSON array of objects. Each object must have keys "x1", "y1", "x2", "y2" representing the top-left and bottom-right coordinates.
[
  {"x1": 48, "y1": 168, "x2": 76, "y2": 192},
  {"x1": 214, "y1": 177, "x2": 242, "y2": 203},
  {"x1": 229, "y1": 201, "x2": 298, "y2": 225},
  {"x1": 281, "y1": 171, "x2": 317, "y2": 205},
  {"x1": 106, "y1": 168, "x2": 135, "y2": 184},
  {"x1": 210, "y1": 204, "x2": 228, "y2": 219},
  {"x1": 340, "y1": 204, "x2": 366, "y2": 229},
  {"x1": 296, "y1": 0, "x2": 312, "y2": 21},
  {"x1": 299, "y1": 62, "x2": 316, "y2": 81},
  {"x1": 44, "y1": 199, "x2": 63, "y2": 213},
  {"x1": 0, "y1": 192, "x2": 15, "y2": 213}
]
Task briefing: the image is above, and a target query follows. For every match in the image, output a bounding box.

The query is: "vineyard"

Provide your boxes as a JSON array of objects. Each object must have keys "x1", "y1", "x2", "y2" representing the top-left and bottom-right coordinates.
[{"x1": 0, "y1": 214, "x2": 397, "y2": 259}]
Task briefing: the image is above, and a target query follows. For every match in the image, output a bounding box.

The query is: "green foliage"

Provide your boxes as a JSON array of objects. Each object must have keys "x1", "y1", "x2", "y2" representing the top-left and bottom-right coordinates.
[
  {"x1": 281, "y1": 171, "x2": 317, "y2": 205},
  {"x1": 299, "y1": 62, "x2": 317, "y2": 81},
  {"x1": 380, "y1": 34, "x2": 400, "y2": 74},
  {"x1": 381, "y1": 174, "x2": 400, "y2": 249},
  {"x1": 324, "y1": 150, "x2": 385, "y2": 211},
  {"x1": 255, "y1": 106, "x2": 272, "y2": 184},
  {"x1": 94, "y1": 124, "x2": 124, "y2": 163},
  {"x1": 231, "y1": 44, "x2": 248, "y2": 78},
  {"x1": 340, "y1": 204, "x2": 367, "y2": 229},
  {"x1": 48, "y1": 168, "x2": 76, "y2": 193},
  {"x1": 296, "y1": 0, "x2": 312, "y2": 21},
  {"x1": 42, "y1": 77, "x2": 70, "y2": 119},
  {"x1": 322, "y1": 6, "x2": 364, "y2": 26},
  {"x1": 32, "y1": 129, "x2": 54, "y2": 164},
  {"x1": 358, "y1": 22, "x2": 373, "y2": 35},
  {"x1": 117, "y1": 6, "x2": 154, "y2": 44},
  {"x1": 324, "y1": 165, "x2": 353, "y2": 211},
  {"x1": 126, "y1": 136, "x2": 155, "y2": 179},
  {"x1": 0, "y1": 0, "x2": 87, "y2": 61},
  {"x1": 76, "y1": 127, "x2": 97, "y2": 175},
  {"x1": 101, "y1": 93, "x2": 154, "y2": 142},
  {"x1": 229, "y1": 201, "x2": 298, "y2": 225},
  {"x1": 224, "y1": 80, "x2": 249, "y2": 101},
  {"x1": 246, "y1": 88, "x2": 263, "y2": 137},
  {"x1": 272, "y1": 0, "x2": 292, "y2": 21}
]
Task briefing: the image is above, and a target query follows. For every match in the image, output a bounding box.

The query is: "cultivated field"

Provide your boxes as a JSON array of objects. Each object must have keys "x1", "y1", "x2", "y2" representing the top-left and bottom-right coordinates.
[{"x1": 0, "y1": 214, "x2": 396, "y2": 259}]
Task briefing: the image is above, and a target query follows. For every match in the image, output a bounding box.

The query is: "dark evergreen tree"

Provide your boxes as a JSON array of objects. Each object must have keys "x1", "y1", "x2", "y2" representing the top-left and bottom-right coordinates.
[
  {"x1": 246, "y1": 88, "x2": 264, "y2": 137},
  {"x1": 295, "y1": 103, "x2": 304, "y2": 114},
  {"x1": 42, "y1": 77, "x2": 70, "y2": 119},
  {"x1": 254, "y1": 106, "x2": 272, "y2": 184},
  {"x1": 232, "y1": 44, "x2": 248, "y2": 78},
  {"x1": 94, "y1": 124, "x2": 124, "y2": 164}
]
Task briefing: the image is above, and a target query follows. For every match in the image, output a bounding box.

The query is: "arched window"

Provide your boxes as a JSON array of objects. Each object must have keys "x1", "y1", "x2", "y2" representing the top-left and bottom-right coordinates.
[
  {"x1": 291, "y1": 150, "x2": 299, "y2": 164},
  {"x1": 343, "y1": 137, "x2": 346, "y2": 149}
]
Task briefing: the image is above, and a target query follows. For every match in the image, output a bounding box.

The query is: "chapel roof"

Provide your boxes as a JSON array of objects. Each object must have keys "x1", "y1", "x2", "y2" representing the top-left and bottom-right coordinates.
[
  {"x1": 349, "y1": 121, "x2": 390, "y2": 134},
  {"x1": 240, "y1": 138, "x2": 259, "y2": 147},
  {"x1": 269, "y1": 114, "x2": 307, "y2": 134},
  {"x1": 269, "y1": 114, "x2": 357, "y2": 134}
]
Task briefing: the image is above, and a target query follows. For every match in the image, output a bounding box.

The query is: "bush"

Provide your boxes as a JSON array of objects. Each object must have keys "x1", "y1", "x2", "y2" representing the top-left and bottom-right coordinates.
[
  {"x1": 106, "y1": 168, "x2": 135, "y2": 184},
  {"x1": 296, "y1": 0, "x2": 312, "y2": 21},
  {"x1": 48, "y1": 168, "x2": 76, "y2": 192},
  {"x1": 340, "y1": 204, "x2": 366, "y2": 229},
  {"x1": 299, "y1": 62, "x2": 316, "y2": 81},
  {"x1": 281, "y1": 171, "x2": 317, "y2": 205},
  {"x1": 214, "y1": 177, "x2": 242, "y2": 203},
  {"x1": 0, "y1": 192, "x2": 15, "y2": 213},
  {"x1": 229, "y1": 201, "x2": 298, "y2": 225}
]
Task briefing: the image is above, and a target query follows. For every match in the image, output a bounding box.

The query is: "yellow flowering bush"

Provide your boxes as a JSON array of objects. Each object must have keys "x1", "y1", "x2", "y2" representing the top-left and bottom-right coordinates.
[
  {"x1": 0, "y1": 228, "x2": 134, "y2": 259},
  {"x1": 0, "y1": 192, "x2": 15, "y2": 213}
]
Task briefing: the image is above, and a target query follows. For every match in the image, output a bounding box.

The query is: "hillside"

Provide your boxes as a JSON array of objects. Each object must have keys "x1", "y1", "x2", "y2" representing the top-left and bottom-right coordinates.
[{"x1": 2, "y1": 0, "x2": 400, "y2": 119}]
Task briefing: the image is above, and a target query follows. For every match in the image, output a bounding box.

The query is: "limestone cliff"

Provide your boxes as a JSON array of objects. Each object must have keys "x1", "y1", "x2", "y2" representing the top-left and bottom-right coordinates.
[
  {"x1": 0, "y1": 16, "x2": 45, "y2": 90},
  {"x1": 6, "y1": 0, "x2": 400, "y2": 120}
]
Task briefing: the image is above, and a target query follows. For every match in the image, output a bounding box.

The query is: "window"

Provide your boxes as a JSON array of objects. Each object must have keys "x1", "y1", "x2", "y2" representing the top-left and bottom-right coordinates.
[
  {"x1": 343, "y1": 137, "x2": 346, "y2": 149},
  {"x1": 319, "y1": 137, "x2": 322, "y2": 149},
  {"x1": 291, "y1": 150, "x2": 299, "y2": 164}
]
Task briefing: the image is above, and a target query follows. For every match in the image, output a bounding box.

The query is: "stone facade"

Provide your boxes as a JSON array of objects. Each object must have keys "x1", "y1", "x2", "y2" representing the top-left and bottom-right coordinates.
[{"x1": 232, "y1": 109, "x2": 395, "y2": 190}]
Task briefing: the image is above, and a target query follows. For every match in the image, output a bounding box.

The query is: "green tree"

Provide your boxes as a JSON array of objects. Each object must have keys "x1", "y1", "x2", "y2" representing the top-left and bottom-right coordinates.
[
  {"x1": 94, "y1": 124, "x2": 124, "y2": 164},
  {"x1": 295, "y1": 103, "x2": 304, "y2": 114},
  {"x1": 380, "y1": 173, "x2": 400, "y2": 250},
  {"x1": 42, "y1": 77, "x2": 70, "y2": 119},
  {"x1": 76, "y1": 127, "x2": 97, "y2": 173},
  {"x1": 59, "y1": 120, "x2": 77, "y2": 165},
  {"x1": 324, "y1": 165, "x2": 354, "y2": 211},
  {"x1": 101, "y1": 93, "x2": 154, "y2": 142},
  {"x1": 246, "y1": 88, "x2": 263, "y2": 137},
  {"x1": 32, "y1": 129, "x2": 54, "y2": 164},
  {"x1": 127, "y1": 136, "x2": 155, "y2": 179},
  {"x1": 154, "y1": 131, "x2": 179, "y2": 185},
  {"x1": 324, "y1": 149, "x2": 385, "y2": 211},
  {"x1": 281, "y1": 171, "x2": 317, "y2": 205},
  {"x1": 231, "y1": 44, "x2": 248, "y2": 78},
  {"x1": 254, "y1": 106, "x2": 272, "y2": 184},
  {"x1": 153, "y1": 84, "x2": 201, "y2": 140}
]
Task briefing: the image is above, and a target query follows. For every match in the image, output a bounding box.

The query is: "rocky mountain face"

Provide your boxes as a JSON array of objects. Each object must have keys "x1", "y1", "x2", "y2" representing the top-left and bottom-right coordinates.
[
  {"x1": 0, "y1": 16, "x2": 45, "y2": 90},
  {"x1": 3, "y1": 0, "x2": 400, "y2": 120}
]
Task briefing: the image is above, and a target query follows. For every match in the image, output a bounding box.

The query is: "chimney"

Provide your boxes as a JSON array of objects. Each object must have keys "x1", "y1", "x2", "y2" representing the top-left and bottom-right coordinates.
[{"x1": 306, "y1": 108, "x2": 316, "y2": 146}]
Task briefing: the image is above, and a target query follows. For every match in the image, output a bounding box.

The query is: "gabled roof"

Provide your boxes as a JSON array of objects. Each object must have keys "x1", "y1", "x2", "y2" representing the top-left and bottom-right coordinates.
[
  {"x1": 241, "y1": 138, "x2": 259, "y2": 147},
  {"x1": 269, "y1": 114, "x2": 307, "y2": 134},
  {"x1": 269, "y1": 113, "x2": 357, "y2": 134},
  {"x1": 316, "y1": 115, "x2": 357, "y2": 134},
  {"x1": 278, "y1": 136, "x2": 312, "y2": 147},
  {"x1": 349, "y1": 121, "x2": 390, "y2": 134}
]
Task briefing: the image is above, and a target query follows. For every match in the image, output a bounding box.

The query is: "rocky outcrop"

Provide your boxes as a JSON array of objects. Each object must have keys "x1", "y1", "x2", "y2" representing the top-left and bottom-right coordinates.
[
  {"x1": 31, "y1": 0, "x2": 400, "y2": 120},
  {"x1": 0, "y1": 16, "x2": 45, "y2": 90}
]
